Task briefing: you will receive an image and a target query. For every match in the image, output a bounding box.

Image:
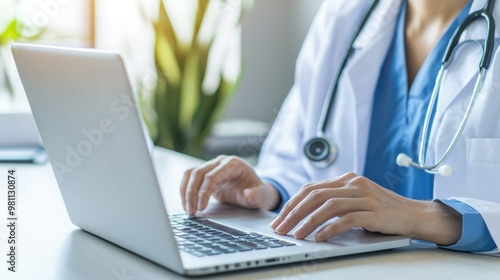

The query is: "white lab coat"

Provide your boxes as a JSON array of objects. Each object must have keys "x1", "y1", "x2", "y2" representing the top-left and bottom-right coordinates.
[{"x1": 256, "y1": 0, "x2": 500, "y2": 254}]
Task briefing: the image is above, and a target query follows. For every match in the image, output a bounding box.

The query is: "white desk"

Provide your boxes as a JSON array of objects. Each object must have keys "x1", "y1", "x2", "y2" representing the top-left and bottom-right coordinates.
[{"x1": 0, "y1": 148, "x2": 499, "y2": 280}]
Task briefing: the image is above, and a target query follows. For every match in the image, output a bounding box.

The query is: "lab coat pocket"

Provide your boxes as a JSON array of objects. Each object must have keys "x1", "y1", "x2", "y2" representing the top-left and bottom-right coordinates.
[{"x1": 464, "y1": 138, "x2": 500, "y2": 202}]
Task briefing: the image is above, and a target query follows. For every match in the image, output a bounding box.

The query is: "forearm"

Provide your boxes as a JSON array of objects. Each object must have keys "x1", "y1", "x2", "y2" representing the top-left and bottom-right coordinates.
[{"x1": 410, "y1": 200, "x2": 462, "y2": 245}]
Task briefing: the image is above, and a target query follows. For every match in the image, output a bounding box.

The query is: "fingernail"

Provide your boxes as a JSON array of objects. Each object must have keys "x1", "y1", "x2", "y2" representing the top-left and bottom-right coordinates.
[
  {"x1": 197, "y1": 200, "x2": 204, "y2": 210},
  {"x1": 270, "y1": 216, "x2": 282, "y2": 229},
  {"x1": 294, "y1": 225, "x2": 306, "y2": 239},
  {"x1": 186, "y1": 202, "x2": 192, "y2": 214},
  {"x1": 276, "y1": 222, "x2": 288, "y2": 234}
]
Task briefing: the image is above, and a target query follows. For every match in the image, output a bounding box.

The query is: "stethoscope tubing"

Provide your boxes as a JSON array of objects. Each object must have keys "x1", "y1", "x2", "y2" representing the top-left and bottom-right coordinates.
[
  {"x1": 443, "y1": 1, "x2": 496, "y2": 68},
  {"x1": 411, "y1": 0, "x2": 495, "y2": 173},
  {"x1": 414, "y1": 67, "x2": 486, "y2": 173},
  {"x1": 316, "y1": 0, "x2": 380, "y2": 135}
]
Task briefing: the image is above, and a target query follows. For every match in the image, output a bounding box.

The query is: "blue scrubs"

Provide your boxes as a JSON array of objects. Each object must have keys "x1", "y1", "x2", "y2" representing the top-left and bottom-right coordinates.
[{"x1": 363, "y1": 1, "x2": 495, "y2": 251}]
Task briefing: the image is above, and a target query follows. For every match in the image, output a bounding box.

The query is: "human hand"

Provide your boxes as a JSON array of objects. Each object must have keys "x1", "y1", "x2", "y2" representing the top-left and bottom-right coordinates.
[
  {"x1": 180, "y1": 155, "x2": 280, "y2": 215},
  {"x1": 270, "y1": 172, "x2": 462, "y2": 245}
]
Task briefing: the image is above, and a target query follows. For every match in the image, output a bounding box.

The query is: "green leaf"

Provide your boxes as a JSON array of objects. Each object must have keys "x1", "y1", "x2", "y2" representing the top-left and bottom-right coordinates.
[
  {"x1": 196, "y1": 40, "x2": 211, "y2": 92},
  {"x1": 179, "y1": 48, "x2": 200, "y2": 135},
  {"x1": 155, "y1": 1, "x2": 178, "y2": 51},
  {"x1": 192, "y1": 0, "x2": 210, "y2": 46},
  {"x1": 155, "y1": 2, "x2": 182, "y2": 88},
  {"x1": 154, "y1": 72, "x2": 183, "y2": 150},
  {"x1": 0, "y1": 19, "x2": 23, "y2": 45},
  {"x1": 155, "y1": 31, "x2": 181, "y2": 88}
]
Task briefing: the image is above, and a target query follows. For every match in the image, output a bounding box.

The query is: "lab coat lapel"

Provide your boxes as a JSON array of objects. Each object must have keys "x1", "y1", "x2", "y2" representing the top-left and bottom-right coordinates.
[
  {"x1": 332, "y1": 0, "x2": 402, "y2": 173},
  {"x1": 341, "y1": 0, "x2": 402, "y2": 173}
]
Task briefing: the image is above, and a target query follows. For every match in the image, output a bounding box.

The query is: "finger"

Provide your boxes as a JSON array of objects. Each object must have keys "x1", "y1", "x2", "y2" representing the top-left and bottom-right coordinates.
[
  {"x1": 185, "y1": 159, "x2": 223, "y2": 214},
  {"x1": 314, "y1": 211, "x2": 370, "y2": 241},
  {"x1": 197, "y1": 161, "x2": 238, "y2": 210},
  {"x1": 320, "y1": 172, "x2": 358, "y2": 187},
  {"x1": 277, "y1": 194, "x2": 367, "y2": 237},
  {"x1": 242, "y1": 180, "x2": 280, "y2": 209},
  {"x1": 274, "y1": 189, "x2": 331, "y2": 235},
  {"x1": 243, "y1": 187, "x2": 266, "y2": 208},
  {"x1": 273, "y1": 172, "x2": 357, "y2": 229},
  {"x1": 180, "y1": 168, "x2": 193, "y2": 211},
  {"x1": 294, "y1": 198, "x2": 372, "y2": 239},
  {"x1": 271, "y1": 182, "x2": 320, "y2": 229},
  {"x1": 272, "y1": 181, "x2": 361, "y2": 230}
]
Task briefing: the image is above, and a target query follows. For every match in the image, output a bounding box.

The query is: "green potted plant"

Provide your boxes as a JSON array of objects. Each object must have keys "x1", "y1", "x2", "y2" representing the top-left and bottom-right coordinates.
[{"x1": 140, "y1": 0, "x2": 253, "y2": 157}]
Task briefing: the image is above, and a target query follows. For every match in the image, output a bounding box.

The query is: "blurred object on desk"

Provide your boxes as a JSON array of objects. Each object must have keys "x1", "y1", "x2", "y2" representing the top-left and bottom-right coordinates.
[
  {"x1": 0, "y1": 112, "x2": 46, "y2": 164},
  {"x1": 202, "y1": 119, "x2": 269, "y2": 165}
]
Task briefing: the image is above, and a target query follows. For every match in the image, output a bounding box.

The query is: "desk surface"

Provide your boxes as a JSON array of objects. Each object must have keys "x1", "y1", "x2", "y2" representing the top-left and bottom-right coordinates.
[{"x1": 0, "y1": 148, "x2": 499, "y2": 280}]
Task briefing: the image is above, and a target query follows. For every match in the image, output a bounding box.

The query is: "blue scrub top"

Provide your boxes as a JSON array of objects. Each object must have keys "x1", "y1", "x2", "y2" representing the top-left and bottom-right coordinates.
[
  {"x1": 362, "y1": 1, "x2": 470, "y2": 199},
  {"x1": 363, "y1": 1, "x2": 495, "y2": 251}
]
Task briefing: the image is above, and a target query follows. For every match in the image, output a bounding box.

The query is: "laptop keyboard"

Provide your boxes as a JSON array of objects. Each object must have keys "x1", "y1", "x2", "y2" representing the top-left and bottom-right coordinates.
[{"x1": 169, "y1": 215, "x2": 296, "y2": 257}]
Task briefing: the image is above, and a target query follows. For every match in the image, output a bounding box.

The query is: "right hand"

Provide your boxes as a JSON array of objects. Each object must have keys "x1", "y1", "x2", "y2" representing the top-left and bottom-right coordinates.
[{"x1": 180, "y1": 155, "x2": 280, "y2": 215}]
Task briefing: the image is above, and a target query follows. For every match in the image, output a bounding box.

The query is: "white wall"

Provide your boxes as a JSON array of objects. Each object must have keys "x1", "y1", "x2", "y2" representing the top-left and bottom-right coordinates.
[{"x1": 225, "y1": 0, "x2": 323, "y2": 123}]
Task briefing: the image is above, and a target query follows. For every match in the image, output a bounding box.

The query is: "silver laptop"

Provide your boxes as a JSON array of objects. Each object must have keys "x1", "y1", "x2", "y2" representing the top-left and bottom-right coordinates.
[{"x1": 12, "y1": 43, "x2": 410, "y2": 276}]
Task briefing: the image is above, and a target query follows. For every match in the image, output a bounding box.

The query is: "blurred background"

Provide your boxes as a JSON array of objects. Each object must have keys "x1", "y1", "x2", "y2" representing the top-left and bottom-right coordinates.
[{"x1": 0, "y1": 0, "x2": 322, "y2": 164}]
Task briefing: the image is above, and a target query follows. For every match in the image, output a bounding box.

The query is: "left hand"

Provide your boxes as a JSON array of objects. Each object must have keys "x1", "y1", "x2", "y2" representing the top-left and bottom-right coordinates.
[{"x1": 270, "y1": 172, "x2": 461, "y2": 245}]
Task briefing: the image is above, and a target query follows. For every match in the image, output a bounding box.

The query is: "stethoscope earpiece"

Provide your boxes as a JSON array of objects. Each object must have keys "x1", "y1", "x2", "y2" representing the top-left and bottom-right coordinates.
[
  {"x1": 304, "y1": 136, "x2": 338, "y2": 168},
  {"x1": 438, "y1": 165, "x2": 453, "y2": 177},
  {"x1": 396, "y1": 153, "x2": 453, "y2": 176},
  {"x1": 396, "y1": 153, "x2": 411, "y2": 167}
]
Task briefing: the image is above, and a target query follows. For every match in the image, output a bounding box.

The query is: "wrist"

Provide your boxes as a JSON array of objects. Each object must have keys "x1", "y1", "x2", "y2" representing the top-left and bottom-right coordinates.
[
  {"x1": 261, "y1": 181, "x2": 281, "y2": 211},
  {"x1": 410, "y1": 200, "x2": 462, "y2": 245}
]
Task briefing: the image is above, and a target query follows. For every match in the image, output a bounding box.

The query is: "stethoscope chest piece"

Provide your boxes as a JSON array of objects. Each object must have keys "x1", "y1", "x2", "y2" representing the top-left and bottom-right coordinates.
[{"x1": 304, "y1": 136, "x2": 338, "y2": 168}]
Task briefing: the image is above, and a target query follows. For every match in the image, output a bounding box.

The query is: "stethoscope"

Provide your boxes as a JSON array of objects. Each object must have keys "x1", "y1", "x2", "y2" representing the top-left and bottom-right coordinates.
[{"x1": 305, "y1": 0, "x2": 496, "y2": 176}]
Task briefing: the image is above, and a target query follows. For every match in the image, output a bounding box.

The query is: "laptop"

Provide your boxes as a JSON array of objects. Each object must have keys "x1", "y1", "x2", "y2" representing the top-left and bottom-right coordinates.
[{"x1": 11, "y1": 43, "x2": 410, "y2": 276}]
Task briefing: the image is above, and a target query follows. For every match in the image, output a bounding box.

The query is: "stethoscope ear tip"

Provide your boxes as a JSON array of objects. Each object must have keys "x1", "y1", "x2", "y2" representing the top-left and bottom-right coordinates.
[
  {"x1": 396, "y1": 153, "x2": 411, "y2": 167},
  {"x1": 438, "y1": 164, "x2": 453, "y2": 177}
]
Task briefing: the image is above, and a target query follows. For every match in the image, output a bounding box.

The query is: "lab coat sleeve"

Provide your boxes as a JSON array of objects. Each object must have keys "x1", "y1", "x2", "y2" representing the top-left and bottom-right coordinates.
[
  {"x1": 254, "y1": 83, "x2": 310, "y2": 199},
  {"x1": 254, "y1": 0, "x2": 339, "y2": 199}
]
